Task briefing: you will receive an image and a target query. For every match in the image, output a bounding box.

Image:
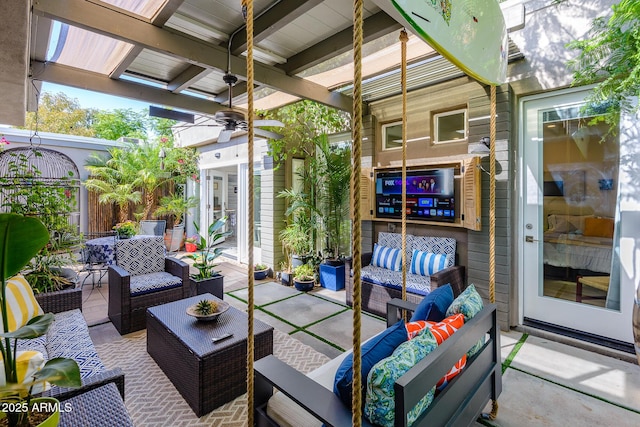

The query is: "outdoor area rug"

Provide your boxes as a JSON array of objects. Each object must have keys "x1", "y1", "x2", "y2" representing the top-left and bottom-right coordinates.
[{"x1": 95, "y1": 328, "x2": 331, "y2": 426}]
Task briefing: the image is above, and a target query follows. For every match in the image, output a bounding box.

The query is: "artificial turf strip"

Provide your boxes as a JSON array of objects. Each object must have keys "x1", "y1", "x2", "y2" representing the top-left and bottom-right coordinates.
[
  {"x1": 502, "y1": 333, "x2": 528, "y2": 374},
  {"x1": 508, "y1": 365, "x2": 640, "y2": 415}
]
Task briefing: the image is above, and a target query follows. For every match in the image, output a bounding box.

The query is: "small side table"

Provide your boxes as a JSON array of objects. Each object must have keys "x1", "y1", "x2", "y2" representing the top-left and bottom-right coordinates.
[
  {"x1": 576, "y1": 275, "x2": 610, "y2": 303},
  {"x1": 59, "y1": 383, "x2": 133, "y2": 427}
]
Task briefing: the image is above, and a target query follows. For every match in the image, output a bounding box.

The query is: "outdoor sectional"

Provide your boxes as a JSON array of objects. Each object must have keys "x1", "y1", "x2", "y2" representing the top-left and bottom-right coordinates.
[
  {"x1": 346, "y1": 232, "x2": 466, "y2": 317},
  {"x1": 28, "y1": 287, "x2": 126, "y2": 401}
]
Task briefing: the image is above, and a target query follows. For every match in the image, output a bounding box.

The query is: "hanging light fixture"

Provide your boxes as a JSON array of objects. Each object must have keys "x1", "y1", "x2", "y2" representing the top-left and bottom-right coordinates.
[{"x1": 159, "y1": 147, "x2": 166, "y2": 170}]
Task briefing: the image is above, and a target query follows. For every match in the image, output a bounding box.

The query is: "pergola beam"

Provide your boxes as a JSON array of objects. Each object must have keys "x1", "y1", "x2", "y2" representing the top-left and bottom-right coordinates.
[
  {"x1": 32, "y1": 0, "x2": 352, "y2": 112},
  {"x1": 168, "y1": 66, "x2": 211, "y2": 93},
  {"x1": 281, "y1": 11, "x2": 401, "y2": 75},
  {"x1": 229, "y1": 0, "x2": 323, "y2": 55},
  {"x1": 32, "y1": 61, "x2": 228, "y2": 116}
]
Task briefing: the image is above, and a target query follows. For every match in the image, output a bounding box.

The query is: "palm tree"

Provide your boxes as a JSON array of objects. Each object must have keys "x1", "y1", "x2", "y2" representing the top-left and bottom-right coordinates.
[
  {"x1": 84, "y1": 150, "x2": 142, "y2": 222},
  {"x1": 129, "y1": 142, "x2": 167, "y2": 220}
]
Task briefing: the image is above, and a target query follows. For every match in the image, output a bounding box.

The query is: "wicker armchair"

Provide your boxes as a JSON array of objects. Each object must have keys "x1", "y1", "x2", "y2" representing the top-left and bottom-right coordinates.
[{"x1": 108, "y1": 236, "x2": 189, "y2": 334}]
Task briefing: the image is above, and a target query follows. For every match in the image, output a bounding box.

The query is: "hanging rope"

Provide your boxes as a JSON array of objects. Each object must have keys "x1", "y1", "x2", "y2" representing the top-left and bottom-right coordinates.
[
  {"x1": 488, "y1": 84, "x2": 499, "y2": 420},
  {"x1": 400, "y1": 30, "x2": 409, "y2": 306},
  {"x1": 244, "y1": 0, "x2": 256, "y2": 425},
  {"x1": 489, "y1": 85, "x2": 496, "y2": 306},
  {"x1": 351, "y1": 0, "x2": 364, "y2": 425}
]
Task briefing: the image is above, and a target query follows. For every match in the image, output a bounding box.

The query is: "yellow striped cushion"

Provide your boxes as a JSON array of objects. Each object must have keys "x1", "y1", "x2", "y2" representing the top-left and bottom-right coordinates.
[
  {"x1": 1, "y1": 275, "x2": 44, "y2": 332},
  {"x1": 0, "y1": 350, "x2": 48, "y2": 393}
]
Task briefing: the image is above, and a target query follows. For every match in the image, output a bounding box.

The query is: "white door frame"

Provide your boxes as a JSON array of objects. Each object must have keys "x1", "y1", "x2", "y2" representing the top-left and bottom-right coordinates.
[
  {"x1": 201, "y1": 169, "x2": 227, "y2": 245},
  {"x1": 518, "y1": 86, "x2": 634, "y2": 344}
]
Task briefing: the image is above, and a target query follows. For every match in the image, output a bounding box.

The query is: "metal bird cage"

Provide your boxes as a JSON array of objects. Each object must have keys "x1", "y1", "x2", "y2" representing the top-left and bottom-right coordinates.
[{"x1": 0, "y1": 147, "x2": 81, "y2": 236}]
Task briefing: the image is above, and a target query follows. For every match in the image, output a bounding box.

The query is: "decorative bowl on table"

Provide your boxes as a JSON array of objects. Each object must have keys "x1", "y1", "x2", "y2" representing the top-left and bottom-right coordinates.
[{"x1": 186, "y1": 299, "x2": 229, "y2": 321}]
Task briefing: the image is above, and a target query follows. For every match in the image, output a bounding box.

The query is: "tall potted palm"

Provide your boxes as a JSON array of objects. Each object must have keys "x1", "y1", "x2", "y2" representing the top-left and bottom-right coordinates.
[
  {"x1": 182, "y1": 216, "x2": 232, "y2": 298},
  {"x1": 154, "y1": 193, "x2": 199, "y2": 251}
]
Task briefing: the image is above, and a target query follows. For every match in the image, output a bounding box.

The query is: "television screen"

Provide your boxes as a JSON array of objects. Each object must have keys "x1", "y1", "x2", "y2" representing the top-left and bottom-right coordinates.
[{"x1": 375, "y1": 168, "x2": 455, "y2": 222}]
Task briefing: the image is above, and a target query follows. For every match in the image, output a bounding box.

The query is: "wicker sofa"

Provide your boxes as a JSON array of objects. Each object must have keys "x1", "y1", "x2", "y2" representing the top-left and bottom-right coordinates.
[
  {"x1": 254, "y1": 298, "x2": 501, "y2": 426},
  {"x1": 346, "y1": 232, "x2": 465, "y2": 317},
  {"x1": 28, "y1": 287, "x2": 126, "y2": 401}
]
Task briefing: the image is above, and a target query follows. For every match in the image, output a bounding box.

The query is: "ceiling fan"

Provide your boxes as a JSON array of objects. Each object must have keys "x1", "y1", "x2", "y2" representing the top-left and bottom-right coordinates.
[
  {"x1": 149, "y1": 73, "x2": 284, "y2": 144},
  {"x1": 213, "y1": 72, "x2": 283, "y2": 143}
]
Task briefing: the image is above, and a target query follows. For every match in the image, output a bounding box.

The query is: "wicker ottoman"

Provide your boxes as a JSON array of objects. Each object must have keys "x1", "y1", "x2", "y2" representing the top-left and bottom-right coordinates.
[{"x1": 146, "y1": 294, "x2": 274, "y2": 416}]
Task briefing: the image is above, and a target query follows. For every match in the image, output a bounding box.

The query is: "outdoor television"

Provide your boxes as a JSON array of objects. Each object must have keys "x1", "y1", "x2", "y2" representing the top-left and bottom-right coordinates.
[{"x1": 374, "y1": 168, "x2": 455, "y2": 222}]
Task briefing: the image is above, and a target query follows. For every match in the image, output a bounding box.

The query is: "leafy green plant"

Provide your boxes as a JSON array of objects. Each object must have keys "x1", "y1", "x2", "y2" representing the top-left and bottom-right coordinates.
[
  {"x1": 0, "y1": 213, "x2": 81, "y2": 427},
  {"x1": 154, "y1": 194, "x2": 199, "y2": 225},
  {"x1": 182, "y1": 217, "x2": 232, "y2": 280},
  {"x1": 293, "y1": 264, "x2": 315, "y2": 282},
  {"x1": 254, "y1": 263, "x2": 268, "y2": 271},
  {"x1": 113, "y1": 220, "x2": 137, "y2": 238}
]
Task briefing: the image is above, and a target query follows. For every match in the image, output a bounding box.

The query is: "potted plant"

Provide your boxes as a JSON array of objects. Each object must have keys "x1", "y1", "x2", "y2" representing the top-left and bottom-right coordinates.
[
  {"x1": 113, "y1": 220, "x2": 137, "y2": 239},
  {"x1": 184, "y1": 235, "x2": 198, "y2": 252},
  {"x1": 293, "y1": 263, "x2": 316, "y2": 292},
  {"x1": 182, "y1": 217, "x2": 232, "y2": 299},
  {"x1": 254, "y1": 263, "x2": 269, "y2": 280},
  {"x1": 0, "y1": 213, "x2": 81, "y2": 427},
  {"x1": 154, "y1": 194, "x2": 199, "y2": 251}
]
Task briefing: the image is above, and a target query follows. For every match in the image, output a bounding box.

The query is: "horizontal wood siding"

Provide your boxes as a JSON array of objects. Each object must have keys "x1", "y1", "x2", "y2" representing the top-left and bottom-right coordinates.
[
  {"x1": 261, "y1": 156, "x2": 286, "y2": 270},
  {"x1": 467, "y1": 84, "x2": 512, "y2": 330}
]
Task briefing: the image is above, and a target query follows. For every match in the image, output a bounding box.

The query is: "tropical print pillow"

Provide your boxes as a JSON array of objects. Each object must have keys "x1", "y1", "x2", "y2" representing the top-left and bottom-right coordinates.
[{"x1": 364, "y1": 329, "x2": 438, "y2": 426}]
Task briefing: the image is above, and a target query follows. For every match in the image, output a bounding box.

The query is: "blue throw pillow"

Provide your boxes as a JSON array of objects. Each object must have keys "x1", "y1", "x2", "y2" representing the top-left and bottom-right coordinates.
[
  {"x1": 371, "y1": 244, "x2": 402, "y2": 271},
  {"x1": 409, "y1": 284, "x2": 454, "y2": 322},
  {"x1": 333, "y1": 320, "x2": 408, "y2": 407},
  {"x1": 409, "y1": 250, "x2": 448, "y2": 276}
]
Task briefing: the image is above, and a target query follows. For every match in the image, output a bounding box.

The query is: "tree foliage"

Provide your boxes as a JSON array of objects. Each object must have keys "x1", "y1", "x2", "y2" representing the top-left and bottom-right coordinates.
[
  {"x1": 260, "y1": 100, "x2": 350, "y2": 168},
  {"x1": 23, "y1": 92, "x2": 94, "y2": 136},
  {"x1": 91, "y1": 108, "x2": 147, "y2": 140},
  {"x1": 568, "y1": 0, "x2": 640, "y2": 126}
]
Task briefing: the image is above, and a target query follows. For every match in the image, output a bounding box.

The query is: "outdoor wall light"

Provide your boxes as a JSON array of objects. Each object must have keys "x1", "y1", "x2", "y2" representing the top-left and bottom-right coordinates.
[
  {"x1": 159, "y1": 147, "x2": 166, "y2": 170},
  {"x1": 468, "y1": 136, "x2": 491, "y2": 155}
]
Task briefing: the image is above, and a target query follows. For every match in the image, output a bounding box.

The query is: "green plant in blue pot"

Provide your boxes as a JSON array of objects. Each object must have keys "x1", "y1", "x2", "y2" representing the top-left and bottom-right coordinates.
[{"x1": 0, "y1": 213, "x2": 81, "y2": 427}]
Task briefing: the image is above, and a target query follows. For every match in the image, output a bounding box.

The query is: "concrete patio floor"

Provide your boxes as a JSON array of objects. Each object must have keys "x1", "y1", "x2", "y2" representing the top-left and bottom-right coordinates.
[{"x1": 81, "y1": 258, "x2": 640, "y2": 426}]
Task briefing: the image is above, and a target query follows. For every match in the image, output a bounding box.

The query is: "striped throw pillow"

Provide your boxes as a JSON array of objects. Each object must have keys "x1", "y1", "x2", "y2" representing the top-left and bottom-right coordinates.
[
  {"x1": 371, "y1": 244, "x2": 402, "y2": 271},
  {"x1": 410, "y1": 250, "x2": 447, "y2": 276},
  {"x1": 0, "y1": 275, "x2": 44, "y2": 333},
  {"x1": 0, "y1": 350, "x2": 48, "y2": 393}
]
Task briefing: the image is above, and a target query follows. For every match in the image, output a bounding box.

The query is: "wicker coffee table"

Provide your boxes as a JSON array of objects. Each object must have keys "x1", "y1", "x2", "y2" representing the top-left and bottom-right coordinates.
[{"x1": 146, "y1": 294, "x2": 274, "y2": 416}]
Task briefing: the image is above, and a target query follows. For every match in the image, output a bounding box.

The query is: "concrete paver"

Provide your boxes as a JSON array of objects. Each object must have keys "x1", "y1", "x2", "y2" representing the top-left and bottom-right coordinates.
[{"x1": 84, "y1": 259, "x2": 640, "y2": 426}]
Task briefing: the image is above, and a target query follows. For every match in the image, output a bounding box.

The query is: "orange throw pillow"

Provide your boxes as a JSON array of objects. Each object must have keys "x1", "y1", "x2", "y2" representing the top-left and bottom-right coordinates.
[
  {"x1": 583, "y1": 217, "x2": 614, "y2": 238},
  {"x1": 406, "y1": 314, "x2": 467, "y2": 389}
]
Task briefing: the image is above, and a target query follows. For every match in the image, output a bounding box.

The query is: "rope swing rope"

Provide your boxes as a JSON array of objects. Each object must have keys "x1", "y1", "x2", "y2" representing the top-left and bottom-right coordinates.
[
  {"x1": 400, "y1": 30, "x2": 409, "y2": 305},
  {"x1": 244, "y1": 0, "x2": 255, "y2": 425},
  {"x1": 488, "y1": 83, "x2": 499, "y2": 420},
  {"x1": 351, "y1": 0, "x2": 364, "y2": 424}
]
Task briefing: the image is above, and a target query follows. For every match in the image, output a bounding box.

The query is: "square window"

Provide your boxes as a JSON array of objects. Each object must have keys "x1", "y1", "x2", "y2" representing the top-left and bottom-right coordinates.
[
  {"x1": 434, "y1": 109, "x2": 467, "y2": 144},
  {"x1": 382, "y1": 122, "x2": 403, "y2": 150}
]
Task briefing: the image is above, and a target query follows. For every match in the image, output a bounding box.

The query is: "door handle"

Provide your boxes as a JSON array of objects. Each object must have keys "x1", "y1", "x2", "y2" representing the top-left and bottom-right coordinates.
[{"x1": 525, "y1": 235, "x2": 539, "y2": 243}]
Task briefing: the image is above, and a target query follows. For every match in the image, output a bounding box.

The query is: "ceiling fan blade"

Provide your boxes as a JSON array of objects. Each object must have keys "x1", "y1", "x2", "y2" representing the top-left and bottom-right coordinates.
[
  {"x1": 255, "y1": 119, "x2": 284, "y2": 127},
  {"x1": 254, "y1": 128, "x2": 283, "y2": 140},
  {"x1": 218, "y1": 129, "x2": 233, "y2": 143}
]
